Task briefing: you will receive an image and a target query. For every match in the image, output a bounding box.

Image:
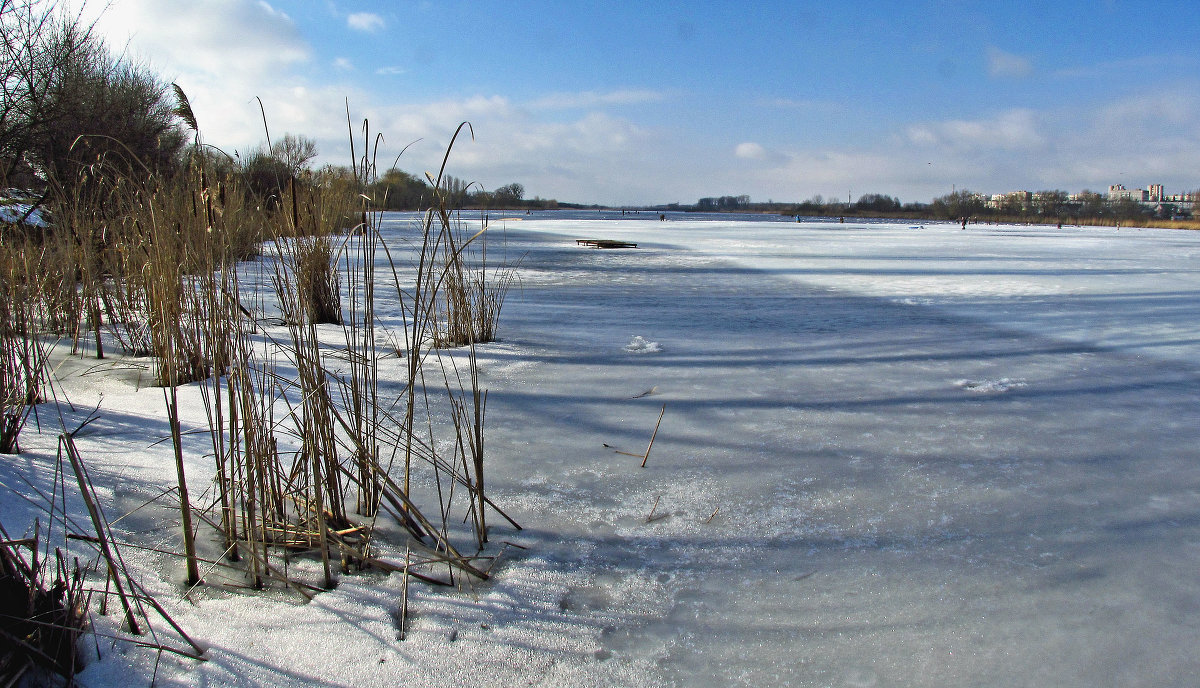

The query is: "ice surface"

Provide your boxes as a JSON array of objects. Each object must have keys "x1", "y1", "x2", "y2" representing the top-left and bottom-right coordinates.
[
  {"x1": 5, "y1": 215, "x2": 1200, "y2": 686},
  {"x1": 0, "y1": 200, "x2": 48, "y2": 227}
]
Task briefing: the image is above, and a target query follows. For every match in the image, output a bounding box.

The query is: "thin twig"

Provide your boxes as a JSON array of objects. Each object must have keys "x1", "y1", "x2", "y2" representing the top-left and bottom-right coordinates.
[
  {"x1": 705, "y1": 506, "x2": 720, "y2": 524},
  {"x1": 646, "y1": 495, "x2": 665, "y2": 523}
]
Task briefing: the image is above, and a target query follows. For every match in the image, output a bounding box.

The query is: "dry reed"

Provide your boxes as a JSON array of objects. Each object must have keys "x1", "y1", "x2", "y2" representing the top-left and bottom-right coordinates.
[{"x1": 1, "y1": 92, "x2": 523, "y2": 663}]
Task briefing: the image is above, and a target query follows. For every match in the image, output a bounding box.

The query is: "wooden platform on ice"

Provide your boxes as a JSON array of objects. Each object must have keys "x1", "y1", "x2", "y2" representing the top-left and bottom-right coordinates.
[{"x1": 577, "y1": 238, "x2": 638, "y2": 249}]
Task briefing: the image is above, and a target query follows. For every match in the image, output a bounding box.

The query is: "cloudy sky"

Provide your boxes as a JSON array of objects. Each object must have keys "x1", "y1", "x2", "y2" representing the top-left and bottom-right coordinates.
[{"x1": 87, "y1": 0, "x2": 1200, "y2": 206}]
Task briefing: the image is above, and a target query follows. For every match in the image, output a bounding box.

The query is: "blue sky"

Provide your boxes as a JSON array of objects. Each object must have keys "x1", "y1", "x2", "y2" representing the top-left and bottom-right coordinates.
[{"x1": 90, "y1": 0, "x2": 1200, "y2": 205}]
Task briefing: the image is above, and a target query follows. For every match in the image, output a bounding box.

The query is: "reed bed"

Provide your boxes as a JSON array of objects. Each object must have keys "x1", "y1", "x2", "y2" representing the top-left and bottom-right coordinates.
[
  {"x1": 0, "y1": 235, "x2": 53, "y2": 454},
  {"x1": 142, "y1": 115, "x2": 517, "y2": 588},
  {"x1": 0, "y1": 98, "x2": 522, "y2": 682}
]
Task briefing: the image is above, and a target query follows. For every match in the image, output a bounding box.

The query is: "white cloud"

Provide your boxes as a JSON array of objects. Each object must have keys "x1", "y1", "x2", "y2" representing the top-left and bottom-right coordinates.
[
  {"x1": 333, "y1": 57, "x2": 353, "y2": 71},
  {"x1": 340, "y1": 97, "x2": 659, "y2": 204},
  {"x1": 1043, "y1": 92, "x2": 1200, "y2": 188},
  {"x1": 80, "y1": 0, "x2": 314, "y2": 151},
  {"x1": 906, "y1": 109, "x2": 1044, "y2": 151},
  {"x1": 735, "y1": 142, "x2": 767, "y2": 159},
  {"x1": 90, "y1": 0, "x2": 309, "y2": 80},
  {"x1": 528, "y1": 89, "x2": 665, "y2": 110},
  {"x1": 1091, "y1": 91, "x2": 1199, "y2": 130},
  {"x1": 987, "y1": 46, "x2": 1033, "y2": 79},
  {"x1": 86, "y1": 2, "x2": 657, "y2": 182},
  {"x1": 738, "y1": 148, "x2": 916, "y2": 200},
  {"x1": 375, "y1": 66, "x2": 408, "y2": 76},
  {"x1": 347, "y1": 90, "x2": 1200, "y2": 204},
  {"x1": 347, "y1": 12, "x2": 385, "y2": 33}
]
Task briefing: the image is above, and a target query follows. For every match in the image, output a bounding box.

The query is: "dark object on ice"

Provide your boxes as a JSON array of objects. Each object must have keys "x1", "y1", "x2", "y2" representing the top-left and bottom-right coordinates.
[
  {"x1": 0, "y1": 528, "x2": 87, "y2": 684},
  {"x1": 577, "y1": 238, "x2": 638, "y2": 249}
]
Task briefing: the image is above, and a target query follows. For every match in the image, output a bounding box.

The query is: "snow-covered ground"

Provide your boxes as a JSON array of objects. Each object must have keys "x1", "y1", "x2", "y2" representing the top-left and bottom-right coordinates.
[{"x1": 6, "y1": 214, "x2": 1200, "y2": 686}]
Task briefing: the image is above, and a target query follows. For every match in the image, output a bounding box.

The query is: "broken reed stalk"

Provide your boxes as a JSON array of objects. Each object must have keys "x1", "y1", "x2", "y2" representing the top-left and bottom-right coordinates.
[
  {"x1": 470, "y1": 383, "x2": 487, "y2": 544},
  {"x1": 399, "y1": 543, "x2": 411, "y2": 641},
  {"x1": 145, "y1": 222, "x2": 202, "y2": 587},
  {"x1": 164, "y1": 381, "x2": 201, "y2": 586},
  {"x1": 59, "y1": 434, "x2": 142, "y2": 634},
  {"x1": 19, "y1": 439, "x2": 205, "y2": 666},
  {"x1": 611, "y1": 404, "x2": 667, "y2": 467},
  {"x1": 371, "y1": 416, "x2": 521, "y2": 531},
  {"x1": 641, "y1": 405, "x2": 666, "y2": 468}
]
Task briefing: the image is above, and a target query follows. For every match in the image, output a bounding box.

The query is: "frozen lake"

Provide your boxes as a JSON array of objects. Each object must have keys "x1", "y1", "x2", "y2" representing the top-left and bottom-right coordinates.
[
  {"x1": 476, "y1": 216, "x2": 1200, "y2": 686},
  {"x1": 17, "y1": 215, "x2": 1200, "y2": 686}
]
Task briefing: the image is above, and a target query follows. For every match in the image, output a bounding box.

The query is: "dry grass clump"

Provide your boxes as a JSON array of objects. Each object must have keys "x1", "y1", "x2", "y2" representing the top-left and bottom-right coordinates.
[
  {"x1": 0, "y1": 25, "x2": 537, "y2": 672},
  {"x1": 273, "y1": 163, "x2": 359, "y2": 326},
  {"x1": 430, "y1": 212, "x2": 520, "y2": 348},
  {"x1": 412, "y1": 143, "x2": 521, "y2": 349},
  {"x1": 283, "y1": 235, "x2": 342, "y2": 325}
]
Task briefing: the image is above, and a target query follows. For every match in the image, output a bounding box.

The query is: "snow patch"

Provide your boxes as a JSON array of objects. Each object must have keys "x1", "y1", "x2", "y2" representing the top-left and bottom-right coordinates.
[
  {"x1": 955, "y1": 378, "x2": 1026, "y2": 393},
  {"x1": 623, "y1": 336, "x2": 661, "y2": 354}
]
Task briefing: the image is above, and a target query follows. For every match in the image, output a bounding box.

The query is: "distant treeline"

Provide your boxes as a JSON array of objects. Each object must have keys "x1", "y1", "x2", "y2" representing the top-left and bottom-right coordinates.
[
  {"x1": 647, "y1": 194, "x2": 925, "y2": 218},
  {"x1": 363, "y1": 172, "x2": 580, "y2": 211},
  {"x1": 644, "y1": 190, "x2": 1199, "y2": 225}
]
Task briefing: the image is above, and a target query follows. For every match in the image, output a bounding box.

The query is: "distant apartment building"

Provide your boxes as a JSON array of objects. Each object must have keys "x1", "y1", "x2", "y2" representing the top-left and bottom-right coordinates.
[
  {"x1": 986, "y1": 190, "x2": 1032, "y2": 210},
  {"x1": 1108, "y1": 184, "x2": 1148, "y2": 202},
  {"x1": 975, "y1": 183, "x2": 1194, "y2": 215}
]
